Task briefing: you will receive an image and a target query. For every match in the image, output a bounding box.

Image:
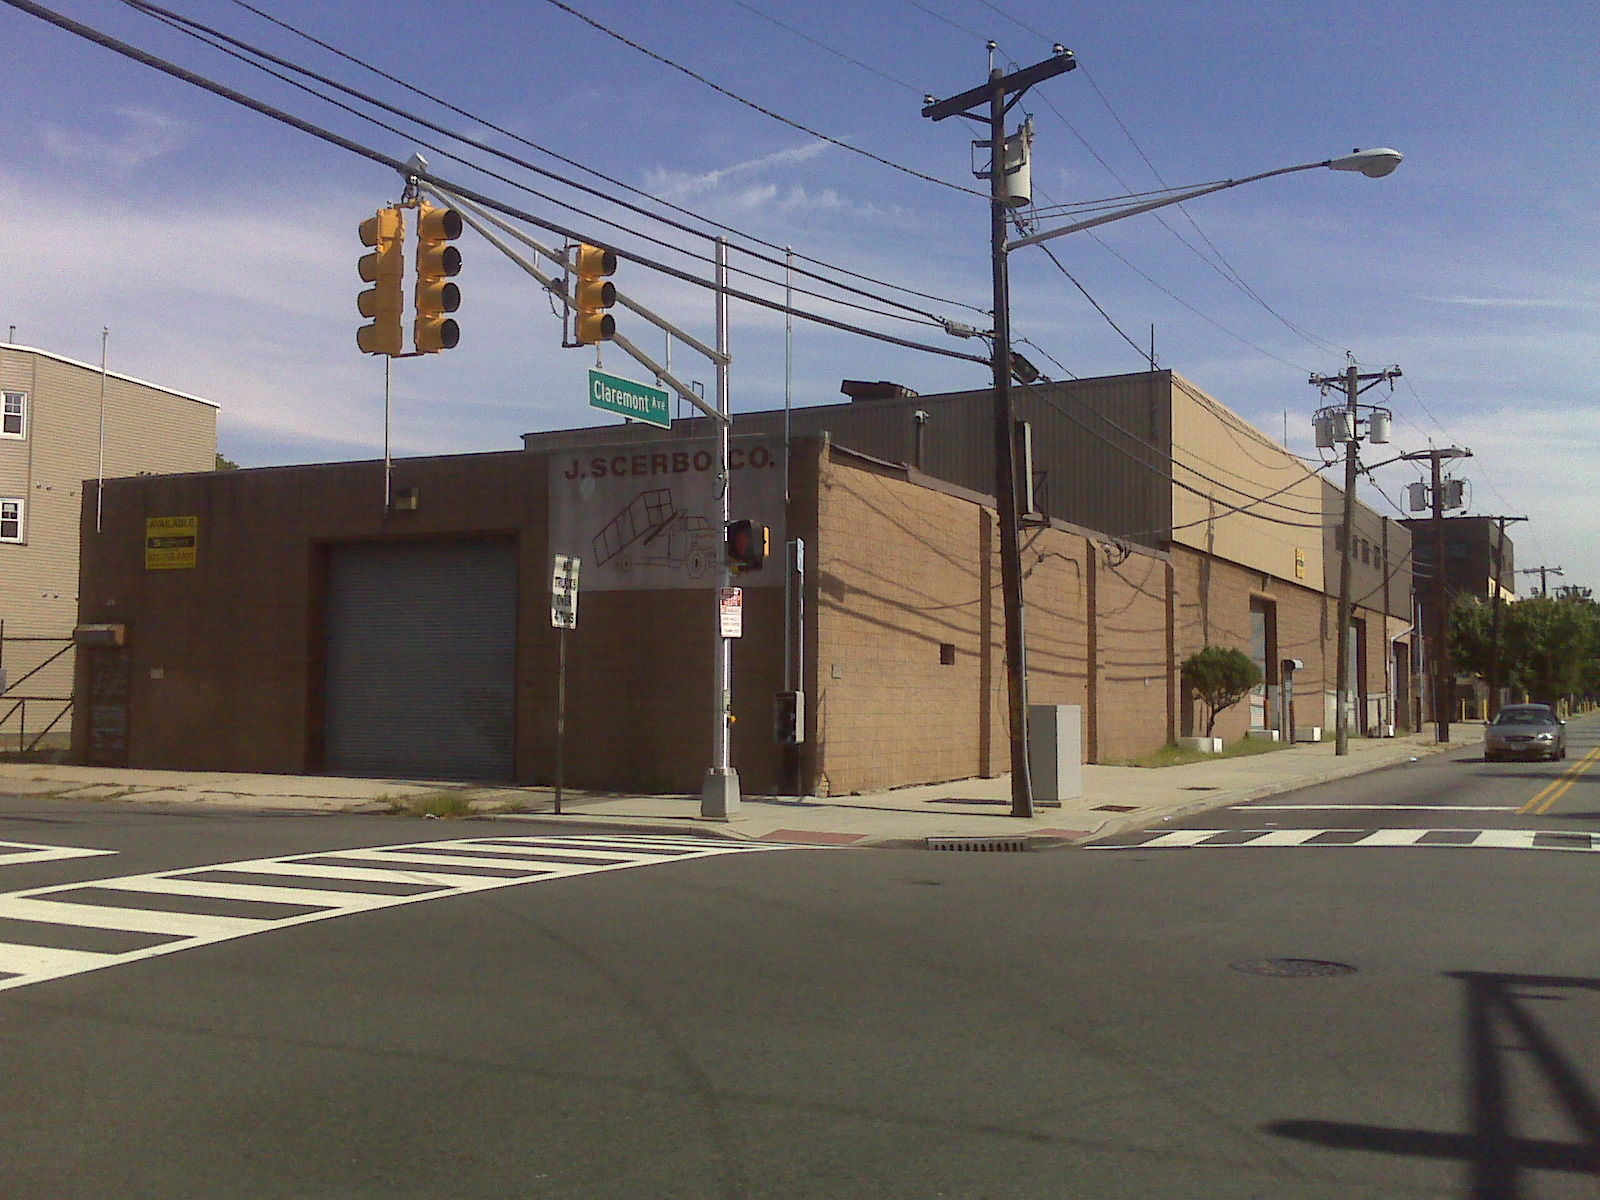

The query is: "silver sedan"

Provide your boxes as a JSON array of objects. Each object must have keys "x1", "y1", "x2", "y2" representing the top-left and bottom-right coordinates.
[{"x1": 1484, "y1": 704, "x2": 1567, "y2": 762}]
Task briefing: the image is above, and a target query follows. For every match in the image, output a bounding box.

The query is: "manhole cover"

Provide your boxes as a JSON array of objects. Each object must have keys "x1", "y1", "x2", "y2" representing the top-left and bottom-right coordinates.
[{"x1": 1230, "y1": 958, "x2": 1357, "y2": 978}]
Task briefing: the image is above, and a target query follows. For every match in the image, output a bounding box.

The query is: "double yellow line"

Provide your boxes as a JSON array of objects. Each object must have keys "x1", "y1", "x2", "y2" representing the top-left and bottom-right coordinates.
[{"x1": 1519, "y1": 744, "x2": 1600, "y2": 815}]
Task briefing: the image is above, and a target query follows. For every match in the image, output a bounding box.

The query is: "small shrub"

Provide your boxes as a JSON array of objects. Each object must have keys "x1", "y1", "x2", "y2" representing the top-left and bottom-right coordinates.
[{"x1": 1181, "y1": 646, "x2": 1263, "y2": 737}]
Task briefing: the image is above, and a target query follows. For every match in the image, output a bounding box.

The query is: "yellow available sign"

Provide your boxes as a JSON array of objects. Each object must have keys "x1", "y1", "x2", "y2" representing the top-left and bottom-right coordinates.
[{"x1": 145, "y1": 516, "x2": 198, "y2": 570}]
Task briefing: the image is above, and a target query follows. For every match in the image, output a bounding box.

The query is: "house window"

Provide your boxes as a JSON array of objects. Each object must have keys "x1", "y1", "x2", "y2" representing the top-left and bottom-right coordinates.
[
  {"x1": 1, "y1": 391, "x2": 24, "y2": 438},
  {"x1": 0, "y1": 498, "x2": 21, "y2": 542}
]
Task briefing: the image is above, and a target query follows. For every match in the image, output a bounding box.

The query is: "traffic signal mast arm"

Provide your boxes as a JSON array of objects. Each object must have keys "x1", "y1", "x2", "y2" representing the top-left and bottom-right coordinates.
[
  {"x1": 423, "y1": 183, "x2": 729, "y2": 425},
  {"x1": 431, "y1": 182, "x2": 726, "y2": 365}
]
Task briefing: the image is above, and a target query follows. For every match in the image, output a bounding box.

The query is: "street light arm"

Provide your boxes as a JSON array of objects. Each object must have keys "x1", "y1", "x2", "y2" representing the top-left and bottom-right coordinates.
[{"x1": 1004, "y1": 148, "x2": 1403, "y2": 253}]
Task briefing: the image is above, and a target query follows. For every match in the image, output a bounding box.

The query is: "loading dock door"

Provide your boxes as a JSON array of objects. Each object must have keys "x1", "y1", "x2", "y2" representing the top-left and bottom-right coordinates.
[{"x1": 324, "y1": 539, "x2": 517, "y2": 781}]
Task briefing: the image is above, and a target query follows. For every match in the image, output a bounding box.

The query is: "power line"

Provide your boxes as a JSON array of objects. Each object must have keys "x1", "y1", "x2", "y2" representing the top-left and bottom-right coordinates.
[
  {"x1": 722, "y1": 0, "x2": 922, "y2": 94},
  {"x1": 2, "y1": 0, "x2": 991, "y2": 367},
  {"x1": 1082, "y1": 230, "x2": 1316, "y2": 372},
  {"x1": 223, "y1": 0, "x2": 986, "y2": 317},
  {"x1": 538, "y1": 0, "x2": 984, "y2": 197},
  {"x1": 123, "y1": 0, "x2": 958, "y2": 330},
  {"x1": 899, "y1": 0, "x2": 990, "y2": 42},
  {"x1": 1032, "y1": 241, "x2": 1150, "y2": 363},
  {"x1": 970, "y1": 0, "x2": 1053, "y2": 42},
  {"x1": 1015, "y1": 378, "x2": 1332, "y2": 526}
]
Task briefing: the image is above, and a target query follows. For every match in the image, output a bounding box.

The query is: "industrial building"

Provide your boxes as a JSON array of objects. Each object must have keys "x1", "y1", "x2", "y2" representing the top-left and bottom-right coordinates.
[{"x1": 70, "y1": 369, "x2": 1410, "y2": 795}]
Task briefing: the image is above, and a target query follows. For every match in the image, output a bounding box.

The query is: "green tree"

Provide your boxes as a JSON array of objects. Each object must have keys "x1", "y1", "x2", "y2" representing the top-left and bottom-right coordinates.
[
  {"x1": 1182, "y1": 646, "x2": 1263, "y2": 738},
  {"x1": 1452, "y1": 591, "x2": 1600, "y2": 709},
  {"x1": 214, "y1": 453, "x2": 240, "y2": 471}
]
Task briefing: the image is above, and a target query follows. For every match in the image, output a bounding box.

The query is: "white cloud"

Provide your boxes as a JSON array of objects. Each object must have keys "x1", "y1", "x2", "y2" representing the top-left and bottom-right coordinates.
[
  {"x1": 643, "y1": 140, "x2": 831, "y2": 203},
  {"x1": 40, "y1": 107, "x2": 194, "y2": 175},
  {"x1": 1421, "y1": 295, "x2": 1598, "y2": 311}
]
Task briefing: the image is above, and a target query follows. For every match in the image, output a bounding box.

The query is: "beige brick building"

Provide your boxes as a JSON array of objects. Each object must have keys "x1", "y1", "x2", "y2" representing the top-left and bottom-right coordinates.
[{"x1": 0, "y1": 343, "x2": 216, "y2": 749}]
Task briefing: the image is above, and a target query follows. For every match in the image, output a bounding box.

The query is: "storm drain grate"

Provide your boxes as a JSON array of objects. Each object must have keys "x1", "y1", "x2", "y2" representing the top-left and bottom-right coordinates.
[
  {"x1": 926, "y1": 835, "x2": 1033, "y2": 852},
  {"x1": 1231, "y1": 958, "x2": 1357, "y2": 978},
  {"x1": 1093, "y1": 804, "x2": 1139, "y2": 813}
]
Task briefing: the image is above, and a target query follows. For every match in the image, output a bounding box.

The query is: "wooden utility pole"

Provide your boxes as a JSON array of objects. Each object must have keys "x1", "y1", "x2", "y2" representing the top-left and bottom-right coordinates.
[{"x1": 1485, "y1": 516, "x2": 1527, "y2": 719}]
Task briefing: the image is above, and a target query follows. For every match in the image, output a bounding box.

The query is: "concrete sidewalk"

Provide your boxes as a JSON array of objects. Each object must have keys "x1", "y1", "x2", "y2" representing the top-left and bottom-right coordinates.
[{"x1": 0, "y1": 725, "x2": 1481, "y2": 848}]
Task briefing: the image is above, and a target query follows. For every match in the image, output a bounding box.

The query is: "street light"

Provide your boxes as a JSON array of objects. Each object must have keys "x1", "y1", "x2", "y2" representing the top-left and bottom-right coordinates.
[
  {"x1": 1007, "y1": 149, "x2": 1404, "y2": 250},
  {"x1": 927, "y1": 51, "x2": 1403, "y2": 815}
]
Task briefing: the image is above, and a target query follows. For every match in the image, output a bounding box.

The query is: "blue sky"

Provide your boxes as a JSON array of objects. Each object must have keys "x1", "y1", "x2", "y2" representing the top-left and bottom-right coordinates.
[{"x1": 2, "y1": 0, "x2": 1596, "y2": 591}]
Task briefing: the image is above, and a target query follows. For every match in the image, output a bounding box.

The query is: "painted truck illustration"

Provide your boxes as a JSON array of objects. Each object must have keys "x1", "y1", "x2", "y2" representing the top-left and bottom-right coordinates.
[{"x1": 592, "y1": 488, "x2": 716, "y2": 579}]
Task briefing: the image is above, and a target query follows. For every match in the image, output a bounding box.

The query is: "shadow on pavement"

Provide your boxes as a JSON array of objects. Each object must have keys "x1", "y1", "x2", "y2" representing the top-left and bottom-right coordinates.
[{"x1": 1267, "y1": 971, "x2": 1600, "y2": 1197}]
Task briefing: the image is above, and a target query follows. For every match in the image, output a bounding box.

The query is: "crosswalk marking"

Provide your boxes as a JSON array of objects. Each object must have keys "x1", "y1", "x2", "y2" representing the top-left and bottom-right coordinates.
[
  {"x1": 1234, "y1": 829, "x2": 1329, "y2": 846},
  {"x1": 1358, "y1": 829, "x2": 1434, "y2": 846},
  {"x1": 0, "y1": 942, "x2": 113, "y2": 977},
  {"x1": 0, "y1": 834, "x2": 789, "y2": 993},
  {"x1": 1091, "y1": 828, "x2": 1600, "y2": 852},
  {"x1": 0, "y1": 840, "x2": 116, "y2": 868}
]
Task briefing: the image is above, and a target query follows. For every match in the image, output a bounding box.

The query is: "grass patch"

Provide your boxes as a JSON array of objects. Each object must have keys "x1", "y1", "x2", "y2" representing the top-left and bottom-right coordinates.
[
  {"x1": 385, "y1": 791, "x2": 477, "y2": 819},
  {"x1": 1115, "y1": 735, "x2": 1295, "y2": 769}
]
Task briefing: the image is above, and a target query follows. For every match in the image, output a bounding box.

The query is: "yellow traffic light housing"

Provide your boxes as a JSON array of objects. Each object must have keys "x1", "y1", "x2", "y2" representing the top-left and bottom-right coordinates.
[
  {"x1": 356, "y1": 207, "x2": 404, "y2": 356},
  {"x1": 574, "y1": 243, "x2": 617, "y2": 344},
  {"x1": 413, "y1": 204, "x2": 463, "y2": 353}
]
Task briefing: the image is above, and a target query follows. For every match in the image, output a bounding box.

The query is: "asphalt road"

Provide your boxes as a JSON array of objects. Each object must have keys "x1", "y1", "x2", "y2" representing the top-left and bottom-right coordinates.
[{"x1": 0, "y1": 717, "x2": 1597, "y2": 1199}]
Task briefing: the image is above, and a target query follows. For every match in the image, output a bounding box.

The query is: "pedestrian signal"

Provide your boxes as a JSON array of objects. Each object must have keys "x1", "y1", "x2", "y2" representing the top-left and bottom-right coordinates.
[{"x1": 725, "y1": 519, "x2": 768, "y2": 573}]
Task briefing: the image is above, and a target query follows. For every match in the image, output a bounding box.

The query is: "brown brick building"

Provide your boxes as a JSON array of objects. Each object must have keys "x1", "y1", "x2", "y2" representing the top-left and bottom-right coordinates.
[{"x1": 71, "y1": 370, "x2": 1410, "y2": 794}]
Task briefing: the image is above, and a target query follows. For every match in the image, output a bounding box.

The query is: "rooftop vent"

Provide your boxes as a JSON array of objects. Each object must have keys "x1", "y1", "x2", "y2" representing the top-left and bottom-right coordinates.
[{"x1": 841, "y1": 379, "x2": 919, "y2": 402}]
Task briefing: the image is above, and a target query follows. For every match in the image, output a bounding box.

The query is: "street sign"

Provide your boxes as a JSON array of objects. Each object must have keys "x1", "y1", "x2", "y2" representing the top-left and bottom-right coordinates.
[
  {"x1": 588, "y1": 369, "x2": 670, "y2": 430},
  {"x1": 551, "y1": 554, "x2": 580, "y2": 629},
  {"x1": 719, "y1": 587, "x2": 743, "y2": 638}
]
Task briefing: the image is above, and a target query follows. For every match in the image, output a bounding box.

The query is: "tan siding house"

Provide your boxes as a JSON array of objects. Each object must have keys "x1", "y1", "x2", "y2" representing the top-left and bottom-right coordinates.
[{"x1": 0, "y1": 344, "x2": 216, "y2": 748}]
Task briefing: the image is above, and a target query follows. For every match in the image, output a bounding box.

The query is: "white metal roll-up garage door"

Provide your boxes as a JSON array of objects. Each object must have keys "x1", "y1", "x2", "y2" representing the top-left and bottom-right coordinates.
[{"x1": 324, "y1": 539, "x2": 517, "y2": 780}]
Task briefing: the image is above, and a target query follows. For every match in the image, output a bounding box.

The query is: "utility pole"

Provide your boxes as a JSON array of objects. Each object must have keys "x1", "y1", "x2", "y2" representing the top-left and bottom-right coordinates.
[
  {"x1": 1485, "y1": 515, "x2": 1527, "y2": 720},
  {"x1": 1519, "y1": 565, "x2": 1564, "y2": 597},
  {"x1": 1310, "y1": 362, "x2": 1400, "y2": 755},
  {"x1": 1400, "y1": 446, "x2": 1473, "y2": 742},
  {"x1": 924, "y1": 45, "x2": 1075, "y2": 818}
]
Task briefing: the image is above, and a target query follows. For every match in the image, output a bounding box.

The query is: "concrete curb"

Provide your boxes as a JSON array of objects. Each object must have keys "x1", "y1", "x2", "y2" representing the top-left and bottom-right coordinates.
[{"x1": 0, "y1": 730, "x2": 1483, "y2": 849}]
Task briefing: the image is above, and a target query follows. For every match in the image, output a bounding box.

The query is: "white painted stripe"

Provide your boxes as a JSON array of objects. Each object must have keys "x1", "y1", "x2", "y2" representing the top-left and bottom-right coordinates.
[
  {"x1": 1472, "y1": 830, "x2": 1541, "y2": 850},
  {"x1": 428, "y1": 843, "x2": 694, "y2": 862},
  {"x1": 0, "y1": 834, "x2": 793, "y2": 993},
  {"x1": 0, "y1": 841, "x2": 117, "y2": 867},
  {"x1": 1238, "y1": 829, "x2": 1330, "y2": 846},
  {"x1": 216, "y1": 860, "x2": 475, "y2": 888},
  {"x1": 102, "y1": 877, "x2": 400, "y2": 910},
  {"x1": 0, "y1": 941, "x2": 116, "y2": 977},
  {"x1": 1237, "y1": 805, "x2": 1518, "y2": 812},
  {"x1": 1091, "y1": 827, "x2": 1600, "y2": 852},
  {"x1": 1128, "y1": 830, "x2": 1226, "y2": 848},
  {"x1": 320, "y1": 849, "x2": 577, "y2": 873},
  {"x1": 0, "y1": 897, "x2": 269, "y2": 938},
  {"x1": 1355, "y1": 828, "x2": 1435, "y2": 846}
]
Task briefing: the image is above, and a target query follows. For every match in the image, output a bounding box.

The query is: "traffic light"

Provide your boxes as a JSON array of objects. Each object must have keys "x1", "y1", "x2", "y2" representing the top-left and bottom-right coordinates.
[
  {"x1": 574, "y1": 243, "x2": 617, "y2": 344},
  {"x1": 356, "y1": 207, "x2": 404, "y2": 356},
  {"x1": 414, "y1": 204, "x2": 462, "y2": 353},
  {"x1": 725, "y1": 519, "x2": 769, "y2": 573}
]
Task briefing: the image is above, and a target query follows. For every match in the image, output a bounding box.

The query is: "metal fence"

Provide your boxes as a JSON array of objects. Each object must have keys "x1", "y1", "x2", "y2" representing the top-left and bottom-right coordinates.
[{"x1": 0, "y1": 622, "x2": 74, "y2": 755}]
